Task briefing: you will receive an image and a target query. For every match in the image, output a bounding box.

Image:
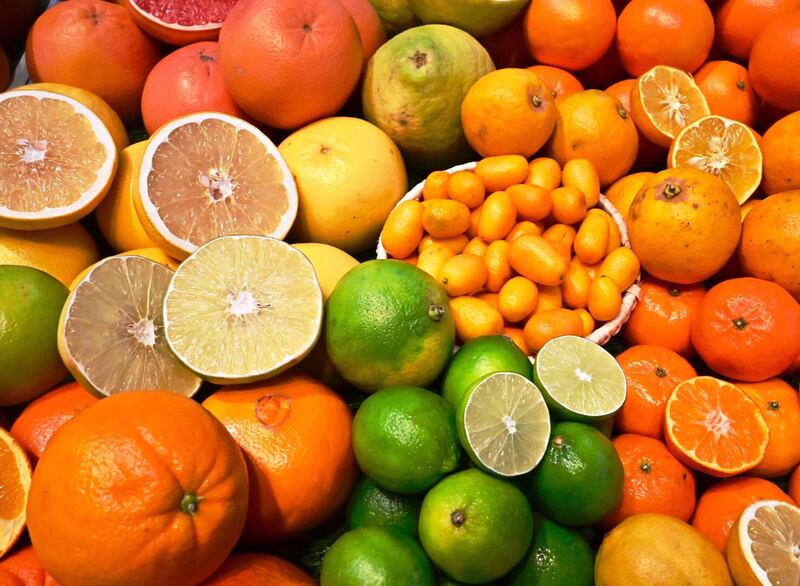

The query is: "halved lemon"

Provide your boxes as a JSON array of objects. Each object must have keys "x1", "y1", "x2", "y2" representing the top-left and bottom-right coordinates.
[
  {"x1": 58, "y1": 255, "x2": 202, "y2": 397},
  {"x1": 630, "y1": 66, "x2": 711, "y2": 148},
  {"x1": 135, "y1": 112, "x2": 298, "y2": 260},
  {"x1": 728, "y1": 500, "x2": 800, "y2": 586},
  {"x1": 0, "y1": 90, "x2": 118, "y2": 230},
  {"x1": 163, "y1": 235, "x2": 323, "y2": 384},
  {"x1": 669, "y1": 115, "x2": 763, "y2": 204},
  {"x1": 0, "y1": 428, "x2": 31, "y2": 558}
]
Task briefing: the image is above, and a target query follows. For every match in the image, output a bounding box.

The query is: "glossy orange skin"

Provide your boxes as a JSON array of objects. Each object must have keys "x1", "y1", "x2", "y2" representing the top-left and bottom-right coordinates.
[
  {"x1": 749, "y1": 12, "x2": 800, "y2": 111},
  {"x1": 202, "y1": 554, "x2": 315, "y2": 585},
  {"x1": 694, "y1": 61, "x2": 760, "y2": 128},
  {"x1": 203, "y1": 374, "x2": 357, "y2": 545},
  {"x1": 615, "y1": 345, "x2": 697, "y2": 439},
  {"x1": 26, "y1": 391, "x2": 249, "y2": 586},
  {"x1": 0, "y1": 546, "x2": 58, "y2": 586},
  {"x1": 603, "y1": 78, "x2": 667, "y2": 170},
  {"x1": 601, "y1": 434, "x2": 696, "y2": 529},
  {"x1": 691, "y1": 278, "x2": 800, "y2": 382},
  {"x1": 527, "y1": 65, "x2": 584, "y2": 100},
  {"x1": 714, "y1": 0, "x2": 797, "y2": 60}
]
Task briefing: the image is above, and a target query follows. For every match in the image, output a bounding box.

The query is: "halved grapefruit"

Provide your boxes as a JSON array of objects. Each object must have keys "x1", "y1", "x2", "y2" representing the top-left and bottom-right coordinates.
[{"x1": 126, "y1": 0, "x2": 238, "y2": 46}]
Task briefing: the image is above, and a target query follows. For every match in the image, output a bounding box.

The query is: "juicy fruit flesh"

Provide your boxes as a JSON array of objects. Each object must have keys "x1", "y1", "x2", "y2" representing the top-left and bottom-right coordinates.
[
  {"x1": 746, "y1": 503, "x2": 800, "y2": 584},
  {"x1": 640, "y1": 67, "x2": 709, "y2": 138},
  {"x1": 133, "y1": 0, "x2": 236, "y2": 26},
  {"x1": 0, "y1": 439, "x2": 23, "y2": 520}
]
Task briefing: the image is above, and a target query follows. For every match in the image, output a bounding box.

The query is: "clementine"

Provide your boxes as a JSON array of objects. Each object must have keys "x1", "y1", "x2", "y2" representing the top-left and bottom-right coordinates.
[
  {"x1": 203, "y1": 554, "x2": 315, "y2": 586},
  {"x1": 694, "y1": 61, "x2": 760, "y2": 128},
  {"x1": 714, "y1": 0, "x2": 797, "y2": 59},
  {"x1": 527, "y1": 65, "x2": 584, "y2": 101},
  {"x1": 760, "y1": 113, "x2": 800, "y2": 194},
  {"x1": 603, "y1": 79, "x2": 667, "y2": 171},
  {"x1": 749, "y1": 11, "x2": 800, "y2": 111},
  {"x1": 0, "y1": 546, "x2": 58, "y2": 586}
]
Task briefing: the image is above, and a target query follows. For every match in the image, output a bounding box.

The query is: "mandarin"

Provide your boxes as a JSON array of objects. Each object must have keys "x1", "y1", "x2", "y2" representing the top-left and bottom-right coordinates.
[
  {"x1": 714, "y1": 0, "x2": 797, "y2": 59},
  {"x1": 527, "y1": 65, "x2": 584, "y2": 100},
  {"x1": 202, "y1": 553, "x2": 315, "y2": 586},
  {"x1": 694, "y1": 61, "x2": 760, "y2": 128},
  {"x1": 748, "y1": 11, "x2": 800, "y2": 111},
  {"x1": 760, "y1": 113, "x2": 800, "y2": 195}
]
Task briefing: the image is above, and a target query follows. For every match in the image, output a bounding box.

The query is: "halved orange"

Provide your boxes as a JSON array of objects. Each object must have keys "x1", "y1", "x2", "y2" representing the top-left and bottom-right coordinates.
[
  {"x1": 630, "y1": 66, "x2": 711, "y2": 148},
  {"x1": 0, "y1": 428, "x2": 31, "y2": 558},
  {"x1": 135, "y1": 112, "x2": 298, "y2": 260},
  {"x1": 669, "y1": 115, "x2": 763, "y2": 204},
  {"x1": 0, "y1": 90, "x2": 118, "y2": 230},
  {"x1": 665, "y1": 376, "x2": 769, "y2": 477}
]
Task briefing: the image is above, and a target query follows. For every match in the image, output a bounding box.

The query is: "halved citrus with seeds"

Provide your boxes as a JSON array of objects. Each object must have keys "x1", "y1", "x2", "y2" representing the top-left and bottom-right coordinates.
[
  {"x1": 728, "y1": 500, "x2": 800, "y2": 586},
  {"x1": 163, "y1": 235, "x2": 323, "y2": 384},
  {"x1": 630, "y1": 66, "x2": 711, "y2": 148},
  {"x1": 58, "y1": 255, "x2": 202, "y2": 397},
  {"x1": 0, "y1": 428, "x2": 31, "y2": 557},
  {"x1": 669, "y1": 115, "x2": 763, "y2": 204},
  {"x1": 135, "y1": 112, "x2": 298, "y2": 260},
  {"x1": 665, "y1": 376, "x2": 768, "y2": 477},
  {"x1": 0, "y1": 90, "x2": 117, "y2": 230}
]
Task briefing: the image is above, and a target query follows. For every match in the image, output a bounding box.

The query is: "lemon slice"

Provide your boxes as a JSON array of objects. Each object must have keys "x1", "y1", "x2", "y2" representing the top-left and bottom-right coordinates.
[
  {"x1": 163, "y1": 235, "x2": 323, "y2": 384},
  {"x1": 0, "y1": 428, "x2": 31, "y2": 557},
  {"x1": 58, "y1": 255, "x2": 202, "y2": 397},
  {"x1": 0, "y1": 90, "x2": 117, "y2": 230},
  {"x1": 135, "y1": 112, "x2": 298, "y2": 260},
  {"x1": 669, "y1": 115, "x2": 763, "y2": 204},
  {"x1": 728, "y1": 500, "x2": 800, "y2": 586}
]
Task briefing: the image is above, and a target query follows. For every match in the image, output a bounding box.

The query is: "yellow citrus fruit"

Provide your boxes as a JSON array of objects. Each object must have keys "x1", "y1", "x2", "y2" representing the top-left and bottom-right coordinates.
[
  {"x1": 605, "y1": 172, "x2": 655, "y2": 219},
  {"x1": 292, "y1": 242, "x2": 360, "y2": 301},
  {"x1": 69, "y1": 247, "x2": 180, "y2": 290}
]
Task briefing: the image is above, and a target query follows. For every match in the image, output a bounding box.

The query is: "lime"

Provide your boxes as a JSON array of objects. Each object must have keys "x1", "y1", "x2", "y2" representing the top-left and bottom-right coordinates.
[
  {"x1": 409, "y1": 0, "x2": 529, "y2": 36},
  {"x1": 533, "y1": 335, "x2": 626, "y2": 422},
  {"x1": 442, "y1": 335, "x2": 532, "y2": 408},
  {"x1": 353, "y1": 386, "x2": 461, "y2": 494},
  {"x1": 456, "y1": 372, "x2": 550, "y2": 477},
  {"x1": 507, "y1": 513, "x2": 595, "y2": 586},
  {"x1": 530, "y1": 422, "x2": 624, "y2": 527},
  {"x1": 326, "y1": 260, "x2": 455, "y2": 392},
  {"x1": 0, "y1": 265, "x2": 68, "y2": 405},
  {"x1": 345, "y1": 476, "x2": 422, "y2": 539},
  {"x1": 419, "y1": 469, "x2": 533, "y2": 583},
  {"x1": 321, "y1": 526, "x2": 435, "y2": 586}
]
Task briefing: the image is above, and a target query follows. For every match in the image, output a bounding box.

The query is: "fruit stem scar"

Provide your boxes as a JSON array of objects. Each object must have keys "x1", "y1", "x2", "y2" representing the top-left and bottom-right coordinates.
[
  {"x1": 530, "y1": 94, "x2": 542, "y2": 108},
  {"x1": 180, "y1": 493, "x2": 200, "y2": 515},
  {"x1": 732, "y1": 316, "x2": 748, "y2": 330},
  {"x1": 553, "y1": 435, "x2": 565, "y2": 448},
  {"x1": 668, "y1": 288, "x2": 680, "y2": 297},
  {"x1": 428, "y1": 304, "x2": 445, "y2": 321},
  {"x1": 768, "y1": 400, "x2": 780, "y2": 411},
  {"x1": 655, "y1": 367, "x2": 667, "y2": 378},
  {"x1": 639, "y1": 459, "x2": 652, "y2": 473},
  {"x1": 409, "y1": 51, "x2": 428, "y2": 68},
  {"x1": 255, "y1": 394, "x2": 292, "y2": 429},
  {"x1": 617, "y1": 106, "x2": 629, "y2": 119},
  {"x1": 662, "y1": 183, "x2": 682, "y2": 199},
  {"x1": 303, "y1": 24, "x2": 312, "y2": 33},
  {"x1": 450, "y1": 510, "x2": 465, "y2": 527}
]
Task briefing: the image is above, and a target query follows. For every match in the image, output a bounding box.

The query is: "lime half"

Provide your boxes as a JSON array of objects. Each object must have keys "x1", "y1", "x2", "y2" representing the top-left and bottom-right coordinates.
[
  {"x1": 533, "y1": 336, "x2": 626, "y2": 422},
  {"x1": 457, "y1": 372, "x2": 551, "y2": 477}
]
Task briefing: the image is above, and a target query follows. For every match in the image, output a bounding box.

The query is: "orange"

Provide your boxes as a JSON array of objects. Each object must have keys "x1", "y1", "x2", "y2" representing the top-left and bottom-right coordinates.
[
  {"x1": 439, "y1": 254, "x2": 488, "y2": 296},
  {"x1": 715, "y1": 0, "x2": 797, "y2": 59},
  {"x1": 26, "y1": 391, "x2": 249, "y2": 586},
  {"x1": 603, "y1": 79, "x2": 667, "y2": 170},
  {"x1": 615, "y1": 345, "x2": 697, "y2": 439},
  {"x1": 692, "y1": 477, "x2": 795, "y2": 554},
  {"x1": 736, "y1": 379, "x2": 800, "y2": 478},
  {"x1": 761, "y1": 112, "x2": 800, "y2": 194},
  {"x1": 524, "y1": 308, "x2": 584, "y2": 352},
  {"x1": 691, "y1": 278, "x2": 800, "y2": 382},
  {"x1": 382, "y1": 200, "x2": 424, "y2": 259},
  {"x1": 604, "y1": 172, "x2": 656, "y2": 220},
  {"x1": 203, "y1": 553, "x2": 315, "y2": 585},
  {"x1": 523, "y1": 0, "x2": 616, "y2": 71},
  {"x1": 694, "y1": 61, "x2": 760, "y2": 128},
  {"x1": 665, "y1": 377, "x2": 769, "y2": 477},
  {"x1": 219, "y1": 0, "x2": 362, "y2": 129},
  {"x1": 9, "y1": 382, "x2": 98, "y2": 464},
  {"x1": 461, "y1": 68, "x2": 558, "y2": 158},
  {"x1": 0, "y1": 429, "x2": 31, "y2": 559},
  {"x1": 338, "y1": 0, "x2": 388, "y2": 64},
  {"x1": 25, "y1": 0, "x2": 161, "y2": 123},
  {"x1": 0, "y1": 546, "x2": 58, "y2": 586},
  {"x1": 475, "y1": 155, "x2": 529, "y2": 193},
  {"x1": 749, "y1": 11, "x2": 800, "y2": 111},
  {"x1": 527, "y1": 65, "x2": 584, "y2": 100},
  {"x1": 616, "y1": 0, "x2": 714, "y2": 77},
  {"x1": 422, "y1": 200, "x2": 471, "y2": 239},
  {"x1": 447, "y1": 171, "x2": 486, "y2": 209},
  {"x1": 203, "y1": 374, "x2": 357, "y2": 545},
  {"x1": 449, "y1": 296, "x2": 505, "y2": 342},
  {"x1": 602, "y1": 434, "x2": 696, "y2": 529}
]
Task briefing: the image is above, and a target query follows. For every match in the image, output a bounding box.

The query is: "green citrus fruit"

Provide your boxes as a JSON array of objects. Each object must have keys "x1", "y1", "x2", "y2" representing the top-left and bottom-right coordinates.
[
  {"x1": 530, "y1": 422, "x2": 624, "y2": 527},
  {"x1": 326, "y1": 260, "x2": 455, "y2": 392},
  {"x1": 409, "y1": 0, "x2": 529, "y2": 36},
  {"x1": 0, "y1": 265, "x2": 68, "y2": 405},
  {"x1": 366, "y1": 0, "x2": 420, "y2": 36},
  {"x1": 353, "y1": 386, "x2": 461, "y2": 494},
  {"x1": 345, "y1": 476, "x2": 422, "y2": 539},
  {"x1": 419, "y1": 469, "x2": 533, "y2": 583}
]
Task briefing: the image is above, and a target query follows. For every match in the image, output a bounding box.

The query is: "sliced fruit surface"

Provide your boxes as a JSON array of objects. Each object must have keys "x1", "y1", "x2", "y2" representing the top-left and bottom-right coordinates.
[
  {"x1": 0, "y1": 428, "x2": 31, "y2": 558},
  {"x1": 0, "y1": 90, "x2": 117, "y2": 230},
  {"x1": 669, "y1": 115, "x2": 762, "y2": 203},
  {"x1": 136, "y1": 112, "x2": 298, "y2": 260},
  {"x1": 58, "y1": 255, "x2": 202, "y2": 397},
  {"x1": 126, "y1": 0, "x2": 236, "y2": 45},
  {"x1": 163, "y1": 235, "x2": 323, "y2": 384}
]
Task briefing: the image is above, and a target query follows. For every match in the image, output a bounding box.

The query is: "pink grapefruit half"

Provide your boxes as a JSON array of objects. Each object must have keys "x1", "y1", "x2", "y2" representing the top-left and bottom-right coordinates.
[{"x1": 126, "y1": 0, "x2": 238, "y2": 46}]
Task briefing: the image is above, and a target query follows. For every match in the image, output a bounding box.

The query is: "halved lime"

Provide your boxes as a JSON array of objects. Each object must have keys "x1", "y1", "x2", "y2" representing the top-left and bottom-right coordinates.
[
  {"x1": 58, "y1": 255, "x2": 202, "y2": 397},
  {"x1": 457, "y1": 372, "x2": 551, "y2": 477},
  {"x1": 533, "y1": 335, "x2": 626, "y2": 422},
  {"x1": 163, "y1": 235, "x2": 323, "y2": 384}
]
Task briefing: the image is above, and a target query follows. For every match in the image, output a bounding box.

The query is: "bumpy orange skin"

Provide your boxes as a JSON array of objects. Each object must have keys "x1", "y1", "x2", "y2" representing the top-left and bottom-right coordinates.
[{"x1": 203, "y1": 553, "x2": 315, "y2": 586}]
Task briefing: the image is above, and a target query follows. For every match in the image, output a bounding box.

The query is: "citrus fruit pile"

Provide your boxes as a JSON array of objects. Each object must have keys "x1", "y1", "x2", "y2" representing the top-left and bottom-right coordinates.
[{"x1": 1, "y1": 0, "x2": 800, "y2": 583}]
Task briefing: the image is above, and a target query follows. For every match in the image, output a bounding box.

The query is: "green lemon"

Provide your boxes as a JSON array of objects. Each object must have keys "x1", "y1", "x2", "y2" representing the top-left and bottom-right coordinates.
[
  {"x1": 321, "y1": 526, "x2": 435, "y2": 586},
  {"x1": 367, "y1": 0, "x2": 420, "y2": 35},
  {"x1": 326, "y1": 260, "x2": 455, "y2": 392},
  {"x1": 353, "y1": 386, "x2": 461, "y2": 494},
  {"x1": 419, "y1": 469, "x2": 533, "y2": 583},
  {"x1": 507, "y1": 513, "x2": 595, "y2": 586},
  {"x1": 409, "y1": 0, "x2": 529, "y2": 36},
  {"x1": 0, "y1": 265, "x2": 68, "y2": 405},
  {"x1": 442, "y1": 334, "x2": 532, "y2": 408},
  {"x1": 345, "y1": 476, "x2": 422, "y2": 539},
  {"x1": 530, "y1": 422, "x2": 624, "y2": 527}
]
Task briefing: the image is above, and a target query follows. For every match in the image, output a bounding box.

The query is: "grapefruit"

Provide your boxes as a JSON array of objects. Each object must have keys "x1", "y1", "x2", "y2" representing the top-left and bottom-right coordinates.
[
  {"x1": 339, "y1": 0, "x2": 388, "y2": 63},
  {"x1": 126, "y1": 0, "x2": 237, "y2": 46}
]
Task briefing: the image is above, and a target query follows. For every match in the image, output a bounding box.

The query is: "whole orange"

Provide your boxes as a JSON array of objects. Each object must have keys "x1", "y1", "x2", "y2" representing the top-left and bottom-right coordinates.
[
  {"x1": 760, "y1": 113, "x2": 800, "y2": 194},
  {"x1": 694, "y1": 61, "x2": 760, "y2": 128},
  {"x1": 203, "y1": 554, "x2": 315, "y2": 585},
  {"x1": 25, "y1": 0, "x2": 161, "y2": 123},
  {"x1": 0, "y1": 546, "x2": 57, "y2": 586},
  {"x1": 26, "y1": 391, "x2": 249, "y2": 586},
  {"x1": 616, "y1": 0, "x2": 714, "y2": 77},
  {"x1": 523, "y1": 0, "x2": 616, "y2": 71},
  {"x1": 202, "y1": 374, "x2": 358, "y2": 545},
  {"x1": 338, "y1": 0, "x2": 387, "y2": 63},
  {"x1": 749, "y1": 11, "x2": 800, "y2": 111},
  {"x1": 527, "y1": 65, "x2": 584, "y2": 100},
  {"x1": 218, "y1": 0, "x2": 363, "y2": 129},
  {"x1": 715, "y1": 0, "x2": 797, "y2": 59}
]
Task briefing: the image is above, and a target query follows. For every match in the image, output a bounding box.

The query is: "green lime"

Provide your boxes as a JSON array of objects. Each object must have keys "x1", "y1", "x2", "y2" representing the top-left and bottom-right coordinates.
[
  {"x1": 533, "y1": 335, "x2": 626, "y2": 422},
  {"x1": 321, "y1": 526, "x2": 435, "y2": 586},
  {"x1": 345, "y1": 476, "x2": 422, "y2": 539},
  {"x1": 530, "y1": 422, "x2": 623, "y2": 527},
  {"x1": 0, "y1": 265, "x2": 68, "y2": 405},
  {"x1": 409, "y1": 0, "x2": 529, "y2": 36},
  {"x1": 456, "y1": 372, "x2": 550, "y2": 477},
  {"x1": 326, "y1": 260, "x2": 455, "y2": 392},
  {"x1": 507, "y1": 513, "x2": 595, "y2": 586},
  {"x1": 442, "y1": 335, "x2": 532, "y2": 408},
  {"x1": 353, "y1": 386, "x2": 461, "y2": 494},
  {"x1": 419, "y1": 469, "x2": 533, "y2": 583}
]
